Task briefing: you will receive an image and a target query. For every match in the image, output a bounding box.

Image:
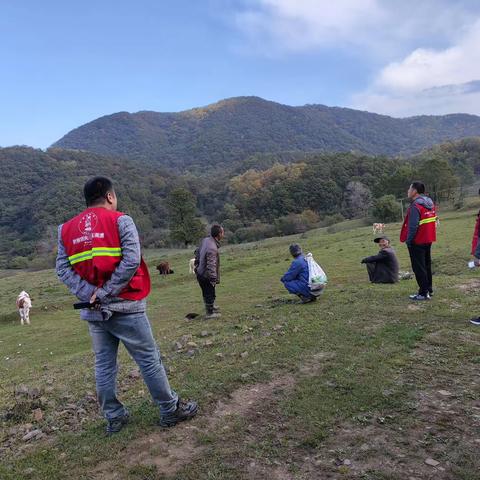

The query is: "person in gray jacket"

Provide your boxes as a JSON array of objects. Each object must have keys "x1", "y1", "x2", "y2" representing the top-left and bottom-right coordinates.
[
  {"x1": 56, "y1": 176, "x2": 197, "y2": 435},
  {"x1": 361, "y1": 236, "x2": 399, "y2": 284},
  {"x1": 195, "y1": 224, "x2": 224, "y2": 319}
]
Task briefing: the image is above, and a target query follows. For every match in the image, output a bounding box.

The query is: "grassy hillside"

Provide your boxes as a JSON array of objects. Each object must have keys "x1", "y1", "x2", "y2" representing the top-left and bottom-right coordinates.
[
  {"x1": 0, "y1": 204, "x2": 479, "y2": 479},
  {"x1": 52, "y1": 96, "x2": 480, "y2": 171}
]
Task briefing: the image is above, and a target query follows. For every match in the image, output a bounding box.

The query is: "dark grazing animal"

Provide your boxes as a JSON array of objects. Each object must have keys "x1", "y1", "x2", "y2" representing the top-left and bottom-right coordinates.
[{"x1": 156, "y1": 261, "x2": 174, "y2": 276}]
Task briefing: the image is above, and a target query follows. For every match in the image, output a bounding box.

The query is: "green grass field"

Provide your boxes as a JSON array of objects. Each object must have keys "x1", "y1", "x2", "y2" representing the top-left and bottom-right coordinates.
[{"x1": 0, "y1": 205, "x2": 479, "y2": 479}]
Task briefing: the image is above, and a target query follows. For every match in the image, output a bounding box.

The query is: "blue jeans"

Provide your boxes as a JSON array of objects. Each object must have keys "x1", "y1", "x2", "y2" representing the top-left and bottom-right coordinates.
[
  {"x1": 88, "y1": 312, "x2": 178, "y2": 420},
  {"x1": 282, "y1": 279, "x2": 312, "y2": 298}
]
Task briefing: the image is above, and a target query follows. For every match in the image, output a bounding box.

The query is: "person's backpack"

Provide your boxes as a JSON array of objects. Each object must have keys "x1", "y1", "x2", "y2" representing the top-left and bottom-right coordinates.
[{"x1": 306, "y1": 253, "x2": 327, "y2": 292}]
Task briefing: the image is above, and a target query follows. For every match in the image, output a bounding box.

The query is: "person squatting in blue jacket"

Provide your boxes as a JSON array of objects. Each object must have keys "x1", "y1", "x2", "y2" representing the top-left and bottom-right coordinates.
[{"x1": 280, "y1": 244, "x2": 317, "y2": 303}]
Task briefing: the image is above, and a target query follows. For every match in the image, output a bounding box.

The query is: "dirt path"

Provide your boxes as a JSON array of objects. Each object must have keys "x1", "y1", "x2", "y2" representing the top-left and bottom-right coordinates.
[
  {"x1": 93, "y1": 375, "x2": 296, "y2": 479},
  {"x1": 92, "y1": 352, "x2": 336, "y2": 479}
]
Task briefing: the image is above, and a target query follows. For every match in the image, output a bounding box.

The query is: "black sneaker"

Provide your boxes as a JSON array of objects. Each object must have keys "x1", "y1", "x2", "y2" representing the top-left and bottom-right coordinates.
[
  {"x1": 409, "y1": 293, "x2": 430, "y2": 301},
  {"x1": 470, "y1": 317, "x2": 480, "y2": 325},
  {"x1": 106, "y1": 411, "x2": 129, "y2": 436},
  {"x1": 299, "y1": 295, "x2": 310, "y2": 303},
  {"x1": 159, "y1": 399, "x2": 198, "y2": 428},
  {"x1": 297, "y1": 294, "x2": 315, "y2": 304},
  {"x1": 429, "y1": 290, "x2": 434, "y2": 297}
]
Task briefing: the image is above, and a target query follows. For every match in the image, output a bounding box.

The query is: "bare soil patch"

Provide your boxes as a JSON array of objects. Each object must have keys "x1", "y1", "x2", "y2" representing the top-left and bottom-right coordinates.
[
  {"x1": 93, "y1": 375, "x2": 297, "y2": 479},
  {"x1": 457, "y1": 278, "x2": 480, "y2": 294},
  {"x1": 93, "y1": 351, "x2": 336, "y2": 479}
]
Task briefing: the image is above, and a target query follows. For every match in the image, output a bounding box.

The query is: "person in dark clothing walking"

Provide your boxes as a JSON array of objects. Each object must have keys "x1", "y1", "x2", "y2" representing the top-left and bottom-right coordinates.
[
  {"x1": 195, "y1": 224, "x2": 224, "y2": 319},
  {"x1": 361, "y1": 236, "x2": 399, "y2": 284},
  {"x1": 400, "y1": 181, "x2": 437, "y2": 301}
]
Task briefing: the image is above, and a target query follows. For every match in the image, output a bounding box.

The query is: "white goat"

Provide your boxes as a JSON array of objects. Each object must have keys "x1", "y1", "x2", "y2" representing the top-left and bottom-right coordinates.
[
  {"x1": 372, "y1": 223, "x2": 385, "y2": 234},
  {"x1": 16, "y1": 291, "x2": 32, "y2": 325}
]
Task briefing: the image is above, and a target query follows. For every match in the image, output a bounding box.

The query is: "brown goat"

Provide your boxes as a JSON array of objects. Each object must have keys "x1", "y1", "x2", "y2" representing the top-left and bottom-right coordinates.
[{"x1": 156, "y1": 261, "x2": 174, "y2": 276}]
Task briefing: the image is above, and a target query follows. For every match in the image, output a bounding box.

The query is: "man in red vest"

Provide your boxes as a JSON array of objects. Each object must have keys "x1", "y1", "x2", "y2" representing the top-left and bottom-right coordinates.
[
  {"x1": 56, "y1": 177, "x2": 197, "y2": 434},
  {"x1": 400, "y1": 181, "x2": 437, "y2": 301},
  {"x1": 470, "y1": 188, "x2": 480, "y2": 259}
]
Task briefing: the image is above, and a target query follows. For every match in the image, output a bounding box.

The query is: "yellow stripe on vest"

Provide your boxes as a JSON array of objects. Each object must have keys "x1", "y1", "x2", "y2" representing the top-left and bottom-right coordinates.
[
  {"x1": 68, "y1": 247, "x2": 122, "y2": 265},
  {"x1": 418, "y1": 216, "x2": 437, "y2": 225}
]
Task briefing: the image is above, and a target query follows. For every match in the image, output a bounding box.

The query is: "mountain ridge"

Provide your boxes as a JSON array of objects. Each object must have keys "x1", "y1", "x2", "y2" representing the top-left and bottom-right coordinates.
[{"x1": 52, "y1": 96, "x2": 480, "y2": 171}]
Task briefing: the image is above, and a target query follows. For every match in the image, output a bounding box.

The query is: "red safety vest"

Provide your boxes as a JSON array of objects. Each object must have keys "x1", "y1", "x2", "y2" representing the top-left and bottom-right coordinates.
[
  {"x1": 471, "y1": 210, "x2": 480, "y2": 255},
  {"x1": 400, "y1": 201, "x2": 437, "y2": 244},
  {"x1": 61, "y1": 207, "x2": 151, "y2": 300}
]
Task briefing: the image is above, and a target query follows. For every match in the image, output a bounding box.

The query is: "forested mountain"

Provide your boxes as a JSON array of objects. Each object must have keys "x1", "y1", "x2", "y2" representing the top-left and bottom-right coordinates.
[
  {"x1": 52, "y1": 96, "x2": 480, "y2": 171},
  {"x1": 0, "y1": 147, "x2": 177, "y2": 267},
  {"x1": 2, "y1": 138, "x2": 480, "y2": 268}
]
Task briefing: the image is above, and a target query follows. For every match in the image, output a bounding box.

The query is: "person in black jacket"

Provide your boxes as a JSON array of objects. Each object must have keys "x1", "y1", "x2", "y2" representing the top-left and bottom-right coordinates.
[
  {"x1": 361, "y1": 236, "x2": 399, "y2": 284},
  {"x1": 194, "y1": 224, "x2": 224, "y2": 319}
]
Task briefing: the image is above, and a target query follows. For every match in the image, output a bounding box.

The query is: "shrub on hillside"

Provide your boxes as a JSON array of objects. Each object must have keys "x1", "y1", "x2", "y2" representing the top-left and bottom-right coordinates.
[
  {"x1": 275, "y1": 210, "x2": 319, "y2": 235},
  {"x1": 232, "y1": 222, "x2": 276, "y2": 243},
  {"x1": 319, "y1": 213, "x2": 345, "y2": 227},
  {"x1": 299, "y1": 209, "x2": 320, "y2": 226},
  {"x1": 142, "y1": 229, "x2": 171, "y2": 248},
  {"x1": 9, "y1": 256, "x2": 29, "y2": 269},
  {"x1": 222, "y1": 217, "x2": 244, "y2": 233},
  {"x1": 372, "y1": 195, "x2": 402, "y2": 222}
]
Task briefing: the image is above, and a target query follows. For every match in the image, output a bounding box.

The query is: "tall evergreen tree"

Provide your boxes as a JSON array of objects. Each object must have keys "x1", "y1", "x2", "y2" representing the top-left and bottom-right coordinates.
[
  {"x1": 418, "y1": 157, "x2": 460, "y2": 202},
  {"x1": 166, "y1": 188, "x2": 205, "y2": 247}
]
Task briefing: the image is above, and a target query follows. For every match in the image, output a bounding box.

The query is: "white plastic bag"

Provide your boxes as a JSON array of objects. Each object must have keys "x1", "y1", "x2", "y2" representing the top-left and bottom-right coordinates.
[{"x1": 306, "y1": 252, "x2": 327, "y2": 291}]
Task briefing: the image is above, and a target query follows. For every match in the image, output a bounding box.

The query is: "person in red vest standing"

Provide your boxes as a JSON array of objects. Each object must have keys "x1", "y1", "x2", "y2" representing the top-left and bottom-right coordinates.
[
  {"x1": 56, "y1": 176, "x2": 197, "y2": 435},
  {"x1": 470, "y1": 188, "x2": 480, "y2": 259},
  {"x1": 470, "y1": 188, "x2": 480, "y2": 325},
  {"x1": 400, "y1": 181, "x2": 437, "y2": 301}
]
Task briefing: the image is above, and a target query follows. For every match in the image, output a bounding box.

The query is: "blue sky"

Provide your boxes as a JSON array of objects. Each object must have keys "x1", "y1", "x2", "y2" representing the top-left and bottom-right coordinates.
[{"x1": 2, "y1": 0, "x2": 480, "y2": 148}]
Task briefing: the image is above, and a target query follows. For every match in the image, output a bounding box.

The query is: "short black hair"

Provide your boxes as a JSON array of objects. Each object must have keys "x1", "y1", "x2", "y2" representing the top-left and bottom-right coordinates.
[
  {"x1": 211, "y1": 224, "x2": 223, "y2": 238},
  {"x1": 84, "y1": 176, "x2": 114, "y2": 206},
  {"x1": 289, "y1": 243, "x2": 302, "y2": 257},
  {"x1": 410, "y1": 181, "x2": 425, "y2": 194}
]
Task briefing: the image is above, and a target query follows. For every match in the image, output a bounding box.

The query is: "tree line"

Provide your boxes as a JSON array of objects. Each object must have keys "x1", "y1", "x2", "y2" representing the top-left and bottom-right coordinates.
[{"x1": 0, "y1": 137, "x2": 478, "y2": 268}]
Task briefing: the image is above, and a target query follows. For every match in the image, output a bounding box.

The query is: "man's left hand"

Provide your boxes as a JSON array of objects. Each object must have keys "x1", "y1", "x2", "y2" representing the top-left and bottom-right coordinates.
[{"x1": 89, "y1": 289, "x2": 102, "y2": 310}]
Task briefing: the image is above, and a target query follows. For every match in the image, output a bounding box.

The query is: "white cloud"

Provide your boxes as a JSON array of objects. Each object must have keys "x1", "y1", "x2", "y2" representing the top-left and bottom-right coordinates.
[
  {"x1": 378, "y1": 22, "x2": 480, "y2": 92},
  {"x1": 247, "y1": 0, "x2": 381, "y2": 42},
  {"x1": 233, "y1": 0, "x2": 480, "y2": 116},
  {"x1": 235, "y1": 0, "x2": 385, "y2": 54},
  {"x1": 234, "y1": 0, "x2": 476, "y2": 56},
  {"x1": 232, "y1": 0, "x2": 480, "y2": 115},
  {"x1": 352, "y1": 20, "x2": 480, "y2": 116}
]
